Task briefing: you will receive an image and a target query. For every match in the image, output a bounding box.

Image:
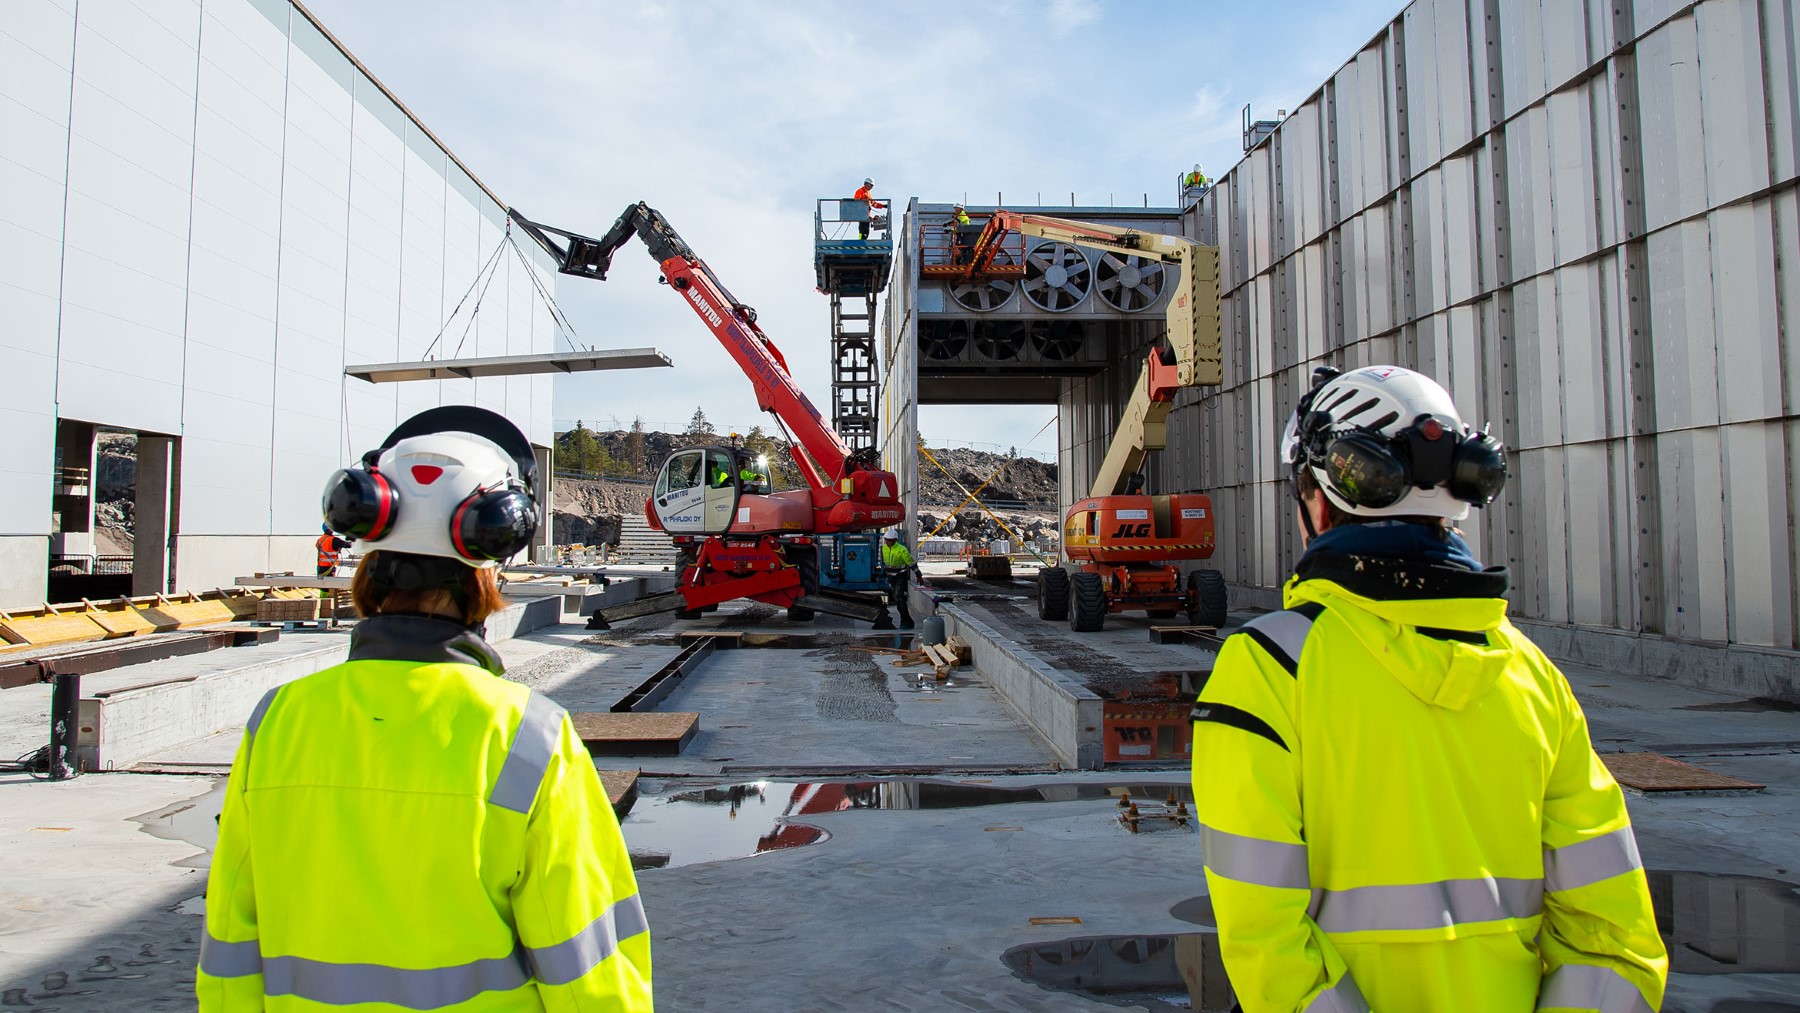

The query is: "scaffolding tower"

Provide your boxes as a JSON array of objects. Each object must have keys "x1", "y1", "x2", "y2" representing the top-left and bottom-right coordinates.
[{"x1": 813, "y1": 198, "x2": 893, "y2": 453}]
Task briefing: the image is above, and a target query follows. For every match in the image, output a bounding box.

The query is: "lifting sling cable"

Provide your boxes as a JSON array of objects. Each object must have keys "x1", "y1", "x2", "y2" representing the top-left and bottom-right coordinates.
[
  {"x1": 921, "y1": 414, "x2": 1058, "y2": 540},
  {"x1": 420, "y1": 230, "x2": 511, "y2": 360},
  {"x1": 506, "y1": 232, "x2": 584, "y2": 353},
  {"x1": 917, "y1": 442, "x2": 1051, "y2": 567}
]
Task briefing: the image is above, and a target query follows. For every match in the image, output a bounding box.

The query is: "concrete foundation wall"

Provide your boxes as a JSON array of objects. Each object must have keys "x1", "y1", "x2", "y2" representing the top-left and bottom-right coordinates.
[{"x1": 937, "y1": 603, "x2": 1104, "y2": 769}]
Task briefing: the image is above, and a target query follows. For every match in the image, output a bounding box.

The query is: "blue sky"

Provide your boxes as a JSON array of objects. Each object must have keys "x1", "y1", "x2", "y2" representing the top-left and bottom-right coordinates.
[{"x1": 302, "y1": 0, "x2": 1404, "y2": 459}]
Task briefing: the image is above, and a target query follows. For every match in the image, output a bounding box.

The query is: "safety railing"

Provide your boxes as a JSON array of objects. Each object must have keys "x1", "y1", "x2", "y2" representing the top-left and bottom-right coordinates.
[
  {"x1": 917, "y1": 213, "x2": 1025, "y2": 281},
  {"x1": 815, "y1": 197, "x2": 891, "y2": 243}
]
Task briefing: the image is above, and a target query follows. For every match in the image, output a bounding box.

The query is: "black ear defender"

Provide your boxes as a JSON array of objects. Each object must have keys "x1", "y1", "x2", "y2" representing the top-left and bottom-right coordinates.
[
  {"x1": 322, "y1": 464, "x2": 398, "y2": 540},
  {"x1": 1314, "y1": 413, "x2": 1508, "y2": 510},
  {"x1": 448, "y1": 480, "x2": 539, "y2": 562}
]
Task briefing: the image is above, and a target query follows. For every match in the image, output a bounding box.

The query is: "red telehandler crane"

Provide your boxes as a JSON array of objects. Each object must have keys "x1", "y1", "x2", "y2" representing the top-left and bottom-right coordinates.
[{"x1": 510, "y1": 203, "x2": 905, "y2": 628}]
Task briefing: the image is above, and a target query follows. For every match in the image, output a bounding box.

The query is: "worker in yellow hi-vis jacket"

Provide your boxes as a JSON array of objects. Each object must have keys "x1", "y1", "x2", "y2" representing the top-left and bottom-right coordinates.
[
  {"x1": 198, "y1": 405, "x2": 651, "y2": 1011},
  {"x1": 1191, "y1": 366, "x2": 1665, "y2": 1012}
]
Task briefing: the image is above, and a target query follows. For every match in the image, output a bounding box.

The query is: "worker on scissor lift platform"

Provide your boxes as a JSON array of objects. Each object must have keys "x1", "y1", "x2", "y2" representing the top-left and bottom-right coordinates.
[{"x1": 854, "y1": 177, "x2": 886, "y2": 239}]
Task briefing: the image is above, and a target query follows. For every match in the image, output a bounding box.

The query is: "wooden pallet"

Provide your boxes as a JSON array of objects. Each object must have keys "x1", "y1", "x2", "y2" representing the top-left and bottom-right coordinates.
[
  {"x1": 890, "y1": 636, "x2": 972, "y2": 680},
  {"x1": 571, "y1": 711, "x2": 699, "y2": 757},
  {"x1": 1602, "y1": 750, "x2": 1766, "y2": 793}
]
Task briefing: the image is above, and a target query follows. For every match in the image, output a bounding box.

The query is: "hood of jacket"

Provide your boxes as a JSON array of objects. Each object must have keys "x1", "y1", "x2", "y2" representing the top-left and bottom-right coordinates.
[{"x1": 1285, "y1": 523, "x2": 1515, "y2": 711}]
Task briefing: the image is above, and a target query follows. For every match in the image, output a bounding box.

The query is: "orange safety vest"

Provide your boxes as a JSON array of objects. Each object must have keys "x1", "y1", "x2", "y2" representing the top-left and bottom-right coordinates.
[
  {"x1": 854, "y1": 184, "x2": 885, "y2": 209},
  {"x1": 316, "y1": 533, "x2": 340, "y2": 569}
]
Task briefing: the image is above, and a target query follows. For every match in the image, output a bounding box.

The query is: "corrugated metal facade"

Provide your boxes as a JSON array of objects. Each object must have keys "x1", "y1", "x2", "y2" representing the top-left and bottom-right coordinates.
[
  {"x1": 1156, "y1": 0, "x2": 1800, "y2": 647},
  {"x1": 881, "y1": 199, "x2": 922, "y2": 541}
]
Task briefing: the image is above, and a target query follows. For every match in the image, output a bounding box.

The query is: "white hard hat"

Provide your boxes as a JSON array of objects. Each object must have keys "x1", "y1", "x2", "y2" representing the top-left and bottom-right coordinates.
[
  {"x1": 863, "y1": 177, "x2": 874, "y2": 187},
  {"x1": 1280, "y1": 365, "x2": 1506, "y2": 522},
  {"x1": 323, "y1": 406, "x2": 539, "y2": 568},
  {"x1": 883, "y1": 527, "x2": 900, "y2": 540}
]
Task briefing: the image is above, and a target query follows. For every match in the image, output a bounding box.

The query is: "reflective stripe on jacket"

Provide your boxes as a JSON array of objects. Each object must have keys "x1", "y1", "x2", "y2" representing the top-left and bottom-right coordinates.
[
  {"x1": 1190, "y1": 574, "x2": 1666, "y2": 1013},
  {"x1": 197, "y1": 616, "x2": 652, "y2": 1011}
]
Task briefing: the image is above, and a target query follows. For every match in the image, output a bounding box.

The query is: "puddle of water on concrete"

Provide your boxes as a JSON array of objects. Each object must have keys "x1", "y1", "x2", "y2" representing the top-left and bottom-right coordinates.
[
  {"x1": 624, "y1": 779, "x2": 1195, "y2": 871},
  {"x1": 132, "y1": 779, "x2": 226, "y2": 867},
  {"x1": 1002, "y1": 933, "x2": 1227, "y2": 1009},
  {"x1": 622, "y1": 782, "x2": 829, "y2": 870},
  {"x1": 1651, "y1": 871, "x2": 1800, "y2": 974}
]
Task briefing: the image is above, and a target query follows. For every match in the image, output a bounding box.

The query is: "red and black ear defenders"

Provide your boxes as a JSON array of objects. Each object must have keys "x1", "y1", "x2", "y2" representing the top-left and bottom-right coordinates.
[
  {"x1": 1290, "y1": 368, "x2": 1508, "y2": 511},
  {"x1": 321, "y1": 452, "x2": 538, "y2": 563}
]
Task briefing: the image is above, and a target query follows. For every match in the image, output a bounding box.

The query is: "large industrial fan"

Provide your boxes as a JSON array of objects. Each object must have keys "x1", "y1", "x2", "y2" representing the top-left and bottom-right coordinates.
[{"x1": 1021, "y1": 242, "x2": 1093, "y2": 312}]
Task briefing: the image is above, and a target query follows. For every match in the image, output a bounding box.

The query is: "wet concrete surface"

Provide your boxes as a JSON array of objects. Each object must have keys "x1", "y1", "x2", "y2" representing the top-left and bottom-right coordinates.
[{"x1": 9, "y1": 592, "x2": 1800, "y2": 1010}]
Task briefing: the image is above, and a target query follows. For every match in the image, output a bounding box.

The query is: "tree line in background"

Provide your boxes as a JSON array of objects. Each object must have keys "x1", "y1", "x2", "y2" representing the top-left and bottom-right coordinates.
[{"x1": 555, "y1": 408, "x2": 802, "y2": 487}]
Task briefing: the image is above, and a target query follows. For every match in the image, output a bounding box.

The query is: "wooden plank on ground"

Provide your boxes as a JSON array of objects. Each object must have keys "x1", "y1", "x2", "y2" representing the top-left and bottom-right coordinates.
[
  {"x1": 1602, "y1": 751, "x2": 1765, "y2": 792},
  {"x1": 597, "y1": 769, "x2": 640, "y2": 817},
  {"x1": 88, "y1": 608, "x2": 159, "y2": 637},
  {"x1": 0, "y1": 612, "x2": 109, "y2": 647},
  {"x1": 571, "y1": 711, "x2": 700, "y2": 757}
]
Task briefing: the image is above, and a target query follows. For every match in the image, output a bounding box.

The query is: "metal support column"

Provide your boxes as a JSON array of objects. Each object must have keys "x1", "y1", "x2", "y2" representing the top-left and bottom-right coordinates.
[{"x1": 831, "y1": 290, "x2": 879, "y2": 452}]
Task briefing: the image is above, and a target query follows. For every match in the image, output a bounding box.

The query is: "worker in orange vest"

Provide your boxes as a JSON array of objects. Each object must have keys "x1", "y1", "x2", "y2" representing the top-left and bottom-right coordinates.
[
  {"x1": 316, "y1": 523, "x2": 352, "y2": 577},
  {"x1": 854, "y1": 177, "x2": 886, "y2": 239}
]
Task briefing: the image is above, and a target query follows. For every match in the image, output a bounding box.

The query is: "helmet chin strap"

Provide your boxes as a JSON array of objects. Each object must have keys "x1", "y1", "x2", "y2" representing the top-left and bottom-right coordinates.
[{"x1": 1292, "y1": 472, "x2": 1319, "y2": 541}]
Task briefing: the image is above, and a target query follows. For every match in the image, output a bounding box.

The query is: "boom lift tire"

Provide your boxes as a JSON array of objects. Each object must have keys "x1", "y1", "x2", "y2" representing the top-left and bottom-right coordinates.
[
  {"x1": 676, "y1": 608, "x2": 704, "y2": 621},
  {"x1": 1038, "y1": 567, "x2": 1070, "y2": 621},
  {"x1": 788, "y1": 548, "x2": 819, "y2": 622},
  {"x1": 1069, "y1": 571, "x2": 1107, "y2": 632},
  {"x1": 1187, "y1": 569, "x2": 1228, "y2": 628}
]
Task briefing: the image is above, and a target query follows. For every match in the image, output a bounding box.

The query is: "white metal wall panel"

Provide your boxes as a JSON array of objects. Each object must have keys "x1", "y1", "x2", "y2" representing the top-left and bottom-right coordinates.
[
  {"x1": 1413, "y1": 168, "x2": 1446, "y2": 316},
  {"x1": 269, "y1": 23, "x2": 354, "y2": 534},
  {"x1": 1635, "y1": 16, "x2": 1709, "y2": 232},
  {"x1": 1564, "y1": 441, "x2": 1611, "y2": 626},
  {"x1": 1441, "y1": 154, "x2": 1478, "y2": 306},
  {"x1": 395, "y1": 130, "x2": 447, "y2": 423},
  {"x1": 1710, "y1": 201, "x2": 1783, "y2": 424},
  {"x1": 1765, "y1": 0, "x2": 1799, "y2": 184},
  {"x1": 1513, "y1": 276, "x2": 1564, "y2": 449},
  {"x1": 1721, "y1": 422, "x2": 1791, "y2": 647},
  {"x1": 1656, "y1": 429, "x2": 1729, "y2": 642},
  {"x1": 1546, "y1": 87, "x2": 1599, "y2": 264},
  {"x1": 180, "y1": 0, "x2": 289, "y2": 535},
  {"x1": 1778, "y1": 192, "x2": 1800, "y2": 415},
  {"x1": 1405, "y1": 0, "x2": 1444, "y2": 171},
  {"x1": 1645, "y1": 220, "x2": 1721, "y2": 430},
  {"x1": 54, "y1": 1, "x2": 201, "y2": 435},
  {"x1": 1432, "y1": 0, "x2": 1474, "y2": 156},
  {"x1": 1539, "y1": 0, "x2": 1591, "y2": 91},
  {"x1": 1555, "y1": 263, "x2": 1606, "y2": 445},
  {"x1": 1695, "y1": 0, "x2": 1772, "y2": 207},
  {"x1": 0, "y1": 2, "x2": 75, "y2": 533},
  {"x1": 343, "y1": 77, "x2": 407, "y2": 457},
  {"x1": 1498, "y1": 0, "x2": 1548, "y2": 119}
]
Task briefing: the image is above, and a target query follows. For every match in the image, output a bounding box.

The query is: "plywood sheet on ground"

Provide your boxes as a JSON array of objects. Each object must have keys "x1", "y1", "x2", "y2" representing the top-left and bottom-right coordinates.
[
  {"x1": 1603, "y1": 751, "x2": 1765, "y2": 792},
  {"x1": 571, "y1": 711, "x2": 699, "y2": 756}
]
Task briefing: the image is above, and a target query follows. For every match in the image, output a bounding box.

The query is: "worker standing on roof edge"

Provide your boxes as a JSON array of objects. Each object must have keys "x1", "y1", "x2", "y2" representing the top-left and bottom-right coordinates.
[
  {"x1": 854, "y1": 177, "x2": 886, "y2": 239},
  {"x1": 1189, "y1": 366, "x2": 1665, "y2": 1013},
  {"x1": 881, "y1": 526, "x2": 917, "y2": 629},
  {"x1": 198, "y1": 405, "x2": 652, "y2": 1012}
]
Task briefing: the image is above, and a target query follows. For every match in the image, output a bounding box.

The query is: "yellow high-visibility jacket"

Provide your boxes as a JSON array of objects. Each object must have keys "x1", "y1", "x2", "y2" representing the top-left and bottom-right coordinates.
[
  {"x1": 197, "y1": 614, "x2": 652, "y2": 1011},
  {"x1": 1191, "y1": 562, "x2": 1666, "y2": 1012}
]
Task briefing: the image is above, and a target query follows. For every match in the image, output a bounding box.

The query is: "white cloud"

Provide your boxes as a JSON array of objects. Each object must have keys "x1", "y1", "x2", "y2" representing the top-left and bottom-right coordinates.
[{"x1": 1047, "y1": 0, "x2": 1101, "y2": 35}]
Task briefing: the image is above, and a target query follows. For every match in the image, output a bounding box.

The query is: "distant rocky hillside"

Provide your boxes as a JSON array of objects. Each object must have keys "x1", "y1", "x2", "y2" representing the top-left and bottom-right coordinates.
[{"x1": 550, "y1": 428, "x2": 1063, "y2": 548}]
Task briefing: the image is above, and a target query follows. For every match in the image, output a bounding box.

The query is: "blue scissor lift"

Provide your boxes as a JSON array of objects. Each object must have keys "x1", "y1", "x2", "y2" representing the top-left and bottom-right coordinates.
[{"x1": 813, "y1": 198, "x2": 894, "y2": 596}]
